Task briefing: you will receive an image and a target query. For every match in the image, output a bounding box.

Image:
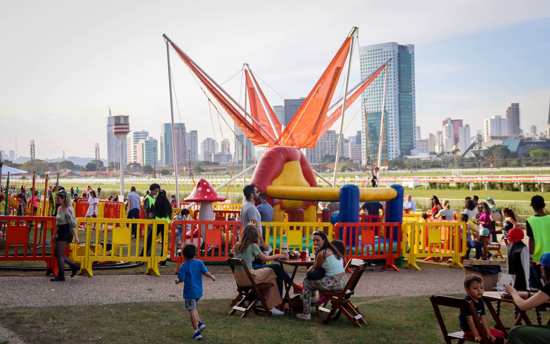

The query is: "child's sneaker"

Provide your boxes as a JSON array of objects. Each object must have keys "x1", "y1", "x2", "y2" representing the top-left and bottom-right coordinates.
[
  {"x1": 192, "y1": 329, "x2": 203, "y2": 340},
  {"x1": 198, "y1": 321, "x2": 206, "y2": 331}
]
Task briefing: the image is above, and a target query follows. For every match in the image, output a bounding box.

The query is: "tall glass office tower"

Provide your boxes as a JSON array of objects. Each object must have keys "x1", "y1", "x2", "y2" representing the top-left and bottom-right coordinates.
[{"x1": 360, "y1": 43, "x2": 415, "y2": 164}]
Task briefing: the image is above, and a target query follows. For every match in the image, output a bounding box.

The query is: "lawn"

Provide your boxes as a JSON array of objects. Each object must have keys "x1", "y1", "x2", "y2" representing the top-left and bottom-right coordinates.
[
  {"x1": 0, "y1": 296, "x2": 522, "y2": 344},
  {"x1": 408, "y1": 188, "x2": 549, "y2": 202}
]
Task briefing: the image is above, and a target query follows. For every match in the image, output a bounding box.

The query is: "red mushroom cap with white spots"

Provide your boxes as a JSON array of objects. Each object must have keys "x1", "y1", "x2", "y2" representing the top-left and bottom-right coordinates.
[{"x1": 184, "y1": 178, "x2": 226, "y2": 202}]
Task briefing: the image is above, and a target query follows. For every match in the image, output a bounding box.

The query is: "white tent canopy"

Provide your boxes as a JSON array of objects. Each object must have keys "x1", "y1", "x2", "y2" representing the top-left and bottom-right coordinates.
[{"x1": 0, "y1": 166, "x2": 28, "y2": 176}]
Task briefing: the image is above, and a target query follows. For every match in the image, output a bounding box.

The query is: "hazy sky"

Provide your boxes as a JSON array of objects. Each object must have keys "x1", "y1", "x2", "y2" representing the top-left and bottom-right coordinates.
[{"x1": 1, "y1": 0, "x2": 549, "y2": 159}]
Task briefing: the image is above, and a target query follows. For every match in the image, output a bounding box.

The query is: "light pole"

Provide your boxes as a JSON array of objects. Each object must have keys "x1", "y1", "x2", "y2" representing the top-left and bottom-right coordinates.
[{"x1": 112, "y1": 115, "x2": 130, "y2": 201}]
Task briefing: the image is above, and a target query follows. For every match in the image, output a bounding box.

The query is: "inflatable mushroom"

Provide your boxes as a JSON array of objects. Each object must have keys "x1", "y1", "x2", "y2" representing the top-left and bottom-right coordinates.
[{"x1": 184, "y1": 178, "x2": 226, "y2": 221}]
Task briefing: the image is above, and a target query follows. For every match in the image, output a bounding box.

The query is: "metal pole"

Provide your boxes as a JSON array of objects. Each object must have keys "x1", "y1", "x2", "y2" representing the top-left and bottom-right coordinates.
[
  {"x1": 242, "y1": 73, "x2": 248, "y2": 188},
  {"x1": 165, "y1": 38, "x2": 180, "y2": 204},
  {"x1": 4, "y1": 172, "x2": 9, "y2": 214},
  {"x1": 377, "y1": 66, "x2": 389, "y2": 169},
  {"x1": 31, "y1": 171, "x2": 36, "y2": 214},
  {"x1": 119, "y1": 137, "x2": 125, "y2": 200},
  {"x1": 332, "y1": 27, "x2": 357, "y2": 185},
  {"x1": 42, "y1": 174, "x2": 48, "y2": 216}
]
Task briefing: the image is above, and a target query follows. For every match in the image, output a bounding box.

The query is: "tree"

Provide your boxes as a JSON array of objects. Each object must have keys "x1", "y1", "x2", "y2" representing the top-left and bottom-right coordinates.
[
  {"x1": 143, "y1": 165, "x2": 153, "y2": 174},
  {"x1": 528, "y1": 148, "x2": 550, "y2": 159},
  {"x1": 59, "y1": 160, "x2": 78, "y2": 170},
  {"x1": 85, "y1": 160, "x2": 104, "y2": 171},
  {"x1": 160, "y1": 169, "x2": 171, "y2": 176}
]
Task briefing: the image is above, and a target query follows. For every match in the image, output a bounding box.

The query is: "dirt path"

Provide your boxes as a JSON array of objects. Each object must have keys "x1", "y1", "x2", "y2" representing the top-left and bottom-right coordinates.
[{"x1": 0, "y1": 265, "x2": 464, "y2": 309}]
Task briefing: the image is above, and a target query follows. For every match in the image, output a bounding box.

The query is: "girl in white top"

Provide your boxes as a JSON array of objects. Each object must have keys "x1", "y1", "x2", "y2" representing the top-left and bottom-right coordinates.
[{"x1": 86, "y1": 190, "x2": 99, "y2": 217}]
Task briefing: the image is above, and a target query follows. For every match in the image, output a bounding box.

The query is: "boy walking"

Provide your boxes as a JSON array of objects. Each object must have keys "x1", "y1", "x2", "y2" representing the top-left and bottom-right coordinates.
[{"x1": 177, "y1": 244, "x2": 215, "y2": 341}]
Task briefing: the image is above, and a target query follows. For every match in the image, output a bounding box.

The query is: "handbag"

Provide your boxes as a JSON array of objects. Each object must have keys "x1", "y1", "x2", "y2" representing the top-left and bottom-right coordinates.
[{"x1": 306, "y1": 266, "x2": 326, "y2": 280}]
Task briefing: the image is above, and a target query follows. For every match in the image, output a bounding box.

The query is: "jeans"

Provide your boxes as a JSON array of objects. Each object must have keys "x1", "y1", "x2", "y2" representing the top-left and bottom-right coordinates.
[
  {"x1": 127, "y1": 208, "x2": 140, "y2": 237},
  {"x1": 55, "y1": 240, "x2": 79, "y2": 279},
  {"x1": 466, "y1": 240, "x2": 483, "y2": 259}
]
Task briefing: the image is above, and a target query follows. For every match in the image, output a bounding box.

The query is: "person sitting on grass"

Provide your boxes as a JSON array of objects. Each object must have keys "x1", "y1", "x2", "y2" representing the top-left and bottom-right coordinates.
[
  {"x1": 505, "y1": 252, "x2": 550, "y2": 344},
  {"x1": 459, "y1": 275, "x2": 505, "y2": 343},
  {"x1": 176, "y1": 244, "x2": 216, "y2": 341}
]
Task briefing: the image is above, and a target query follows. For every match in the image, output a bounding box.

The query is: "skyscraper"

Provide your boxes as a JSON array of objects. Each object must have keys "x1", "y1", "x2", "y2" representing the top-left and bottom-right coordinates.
[
  {"x1": 305, "y1": 130, "x2": 344, "y2": 164},
  {"x1": 220, "y1": 139, "x2": 231, "y2": 155},
  {"x1": 30, "y1": 140, "x2": 36, "y2": 161},
  {"x1": 107, "y1": 112, "x2": 127, "y2": 167},
  {"x1": 185, "y1": 130, "x2": 199, "y2": 162},
  {"x1": 136, "y1": 137, "x2": 158, "y2": 167},
  {"x1": 546, "y1": 98, "x2": 550, "y2": 139},
  {"x1": 201, "y1": 137, "x2": 218, "y2": 162},
  {"x1": 283, "y1": 98, "x2": 305, "y2": 126},
  {"x1": 273, "y1": 105, "x2": 285, "y2": 126},
  {"x1": 483, "y1": 115, "x2": 507, "y2": 142},
  {"x1": 458, "y1": 125, "x2": 471, "y2": 153},
  {"x1": 161, "y1": 123, "x2": 186, "y2": 166},
  {"x1": 94, "y1": 143, "x2": 100, "y2": 161},
  {"x1": 127, "y1": 130, "x2": 149, "y2": 164},
  {"x1": 360, "y1": 42, "x2": 416, "y2": 164},
  {"x1": 505, "y1": 103, "x2": 520, "y2": 137}
]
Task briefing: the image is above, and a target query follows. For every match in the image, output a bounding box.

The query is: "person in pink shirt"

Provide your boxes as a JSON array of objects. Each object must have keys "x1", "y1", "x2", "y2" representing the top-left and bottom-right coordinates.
[{"x1": 475, "y1": 202, "x2": 492, "y2": 259}]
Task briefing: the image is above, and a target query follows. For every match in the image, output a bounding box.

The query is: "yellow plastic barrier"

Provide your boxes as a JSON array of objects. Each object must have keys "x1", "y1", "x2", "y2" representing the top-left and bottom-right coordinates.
[
  {"x1": 71, "y1": 218, "x2": 169, "y2": 277},
  {"x1": 213, "y1": 203, "x2": 242, "y2": 211},
  {"x1": 262, "y1": 222, "x2": 333, "y2": 252},
  {"x1": 402, "y1": 221, "x2": 467, "y2": 271},
  {"x1": 402, "y1": 213, "x2": 424, "y2": 223}
]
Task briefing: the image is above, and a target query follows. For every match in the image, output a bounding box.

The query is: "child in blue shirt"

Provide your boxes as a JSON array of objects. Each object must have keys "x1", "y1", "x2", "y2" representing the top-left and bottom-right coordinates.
[{"x1": 177, "y1": 244, "x2": 215, "y2": 341}]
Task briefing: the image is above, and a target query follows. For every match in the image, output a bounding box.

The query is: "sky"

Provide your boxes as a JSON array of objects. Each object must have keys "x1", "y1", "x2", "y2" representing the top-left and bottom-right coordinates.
[{"x1": 1, "y1": 0, "x2": 549, "y2": 159}]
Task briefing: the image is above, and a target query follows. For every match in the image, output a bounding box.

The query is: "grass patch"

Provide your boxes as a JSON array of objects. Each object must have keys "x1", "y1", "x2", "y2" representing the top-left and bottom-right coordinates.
[
  {"x1": 0, "y1": 296, "x2": 522, "y2": 344},
  {"x1": 408, "y1": 188, "x2": 549, "y2": 202}
]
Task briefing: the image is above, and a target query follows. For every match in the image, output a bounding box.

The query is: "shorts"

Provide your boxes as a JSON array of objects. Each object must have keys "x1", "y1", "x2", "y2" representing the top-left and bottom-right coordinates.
[{"x1": 184, "y1": 298, "x2": 199, "y2": 311}]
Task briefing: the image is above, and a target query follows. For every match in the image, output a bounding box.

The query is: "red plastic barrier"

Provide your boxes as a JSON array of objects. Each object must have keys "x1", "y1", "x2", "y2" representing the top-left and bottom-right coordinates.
[
  {"x1": 0, "y1": 216, "x2": 58, "y2": 274},
  {"x1": 359, "y1": 214, "x2": 382, "y2": 222},
  {"x1": 74, "y1": 200, "x2": 89, "y2": 217},
  {"x1": 170, "y1": 220, "x2": 241, "y2": 265},
  {"x1": 103, "y1": 202, "x2": 122, "y2": 219},
  {"x1": 334, "y1": 222, "x2": 401, "y2": 271}
]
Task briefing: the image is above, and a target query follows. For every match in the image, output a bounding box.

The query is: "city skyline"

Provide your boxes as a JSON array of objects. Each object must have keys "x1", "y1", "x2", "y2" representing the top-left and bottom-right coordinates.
[{"x1": 1, "y1": 1, "x2": 550, "y2": 159}]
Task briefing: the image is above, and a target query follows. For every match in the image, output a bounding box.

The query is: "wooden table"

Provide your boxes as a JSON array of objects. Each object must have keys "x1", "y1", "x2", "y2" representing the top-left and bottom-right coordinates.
[
  {"x1": 483, "y1": 291, "x2": 549, "y2": 327},
  {"x1": 278, "y1": 258, "x2": 315, "y2": 315}
]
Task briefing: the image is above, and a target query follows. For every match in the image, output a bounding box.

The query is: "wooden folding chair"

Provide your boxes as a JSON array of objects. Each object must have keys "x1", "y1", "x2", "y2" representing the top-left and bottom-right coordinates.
[
  {"x1": 430, "y1": 295, "x2": 506, "y2": 344},
  {"x1": 318, "y1": 260, "x2": 367, "y2": 327},
  {"x1": 227, "y1": 258, "x2": 272, "y2": 318}
]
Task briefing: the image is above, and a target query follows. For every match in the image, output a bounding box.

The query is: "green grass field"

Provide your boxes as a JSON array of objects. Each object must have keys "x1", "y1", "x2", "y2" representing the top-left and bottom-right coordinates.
[{"x1": 0, "y1": 296, "x2": 524, "y2": 344}]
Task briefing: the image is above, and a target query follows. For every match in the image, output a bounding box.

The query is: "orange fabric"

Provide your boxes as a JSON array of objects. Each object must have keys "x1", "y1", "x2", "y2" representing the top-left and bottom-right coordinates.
[
  {"x1": 168, "y1": 40, "x2": 270, "y2": 146},
  {"x1": 244, "y1": 69, "x2": 277, "y2": 141},
  {"x1": 321, "y1": 63, "x2": 387, "y2": 134},
  {"x1": 277, "y1": 37, "x2": 352, "y2": 148},
  {"x1": 247, "y1": 67, "x2": 282, "y2": 137}
]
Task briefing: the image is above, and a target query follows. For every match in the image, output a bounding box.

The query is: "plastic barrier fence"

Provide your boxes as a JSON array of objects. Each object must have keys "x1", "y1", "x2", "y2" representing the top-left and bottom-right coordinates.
[
  {"x1": 170, "y1": 220, "x2": 241, "y2": 264},
  {"x1": 334, "y1": 222, "x2": 402, "y2": 271},
  {"x1": 74, "y1": 200, "x2": 125, "y2": 219},
  {"x1": 402, "y1": 221, "x2": 467, "y2": 271},
  {"x1": 213, "y1": 203, "x2": 242, "y2": 211},
  {"x1": 263, "y1": 222, "x2": 333, "y2": 253},
  {"x1": 0, "y1": 216, "x2": 58, "y2": 274},
  {"x1": 71, "y1": 218, "x2": 169, "y2": 277}
]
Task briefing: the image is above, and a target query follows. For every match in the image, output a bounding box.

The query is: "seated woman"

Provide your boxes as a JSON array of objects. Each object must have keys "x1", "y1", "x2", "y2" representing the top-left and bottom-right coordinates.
[
  {"x1": 296, "y1": 231, "x2": 345, "y2": 321},
  {"x1": 233, "y1": 224, "x2": 287, "y2": 316},
  {"x1": 505, "y1": 252, "x2": 550, "y2": 344}
]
